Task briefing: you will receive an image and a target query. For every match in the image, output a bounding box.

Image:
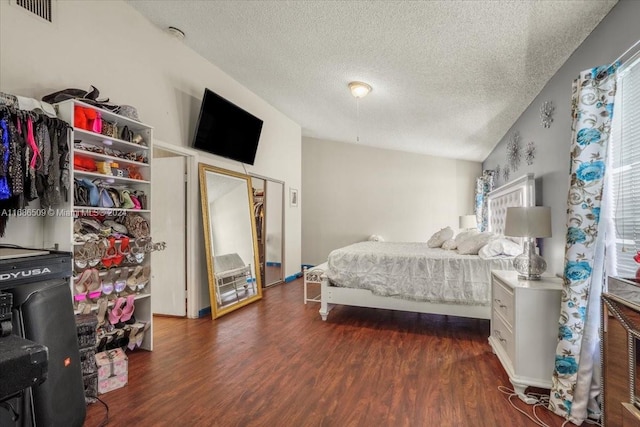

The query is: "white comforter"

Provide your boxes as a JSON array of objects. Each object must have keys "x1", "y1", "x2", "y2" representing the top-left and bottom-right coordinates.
[{"x1": 327, "y1": 241, "x2": 513, "y2": 306}]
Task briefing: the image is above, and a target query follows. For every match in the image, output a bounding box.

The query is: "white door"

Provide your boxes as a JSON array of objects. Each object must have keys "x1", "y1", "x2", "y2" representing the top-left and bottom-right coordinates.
[{"x1": 151, "y1": 156, "x2": 187, "y2": 316}]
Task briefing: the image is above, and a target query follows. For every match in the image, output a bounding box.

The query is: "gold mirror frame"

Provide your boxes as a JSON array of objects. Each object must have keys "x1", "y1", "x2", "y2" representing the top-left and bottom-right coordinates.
[{"x1": 199, "y1": 163, "x2": 263, "y2": 318}]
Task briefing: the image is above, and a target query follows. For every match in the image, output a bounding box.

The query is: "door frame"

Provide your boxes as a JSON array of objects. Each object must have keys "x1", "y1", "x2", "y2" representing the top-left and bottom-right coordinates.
[
  {"x1": 152, "y1": 140, "x2": 200, "y2": 318},
  {"x1": 250, "y1": 173, "x2": 285, "y2": 285}
]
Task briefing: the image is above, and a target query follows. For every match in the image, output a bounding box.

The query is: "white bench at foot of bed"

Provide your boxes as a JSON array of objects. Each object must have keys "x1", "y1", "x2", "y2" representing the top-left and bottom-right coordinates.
[{"x1": 319, "y1": 275, "x2": 491, "y2": 321}]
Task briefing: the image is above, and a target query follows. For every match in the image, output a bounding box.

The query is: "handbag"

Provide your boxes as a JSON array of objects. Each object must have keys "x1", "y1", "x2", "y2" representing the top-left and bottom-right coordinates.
[
  {"x1": 101, "y1": 121, "x2": 118, "y2": 138},
  {"x1": 133, "y1": 191, "x2": 147, "y2": 210},
  {"x1": 120, "y1": 125, "x2": 133, "y2": 142},
  {"x1": 74, "y1": 179, "x2": 89, "y2": 206},
  {"x1": 123, "y1": 213, "x2": 149, "y2": 238}
]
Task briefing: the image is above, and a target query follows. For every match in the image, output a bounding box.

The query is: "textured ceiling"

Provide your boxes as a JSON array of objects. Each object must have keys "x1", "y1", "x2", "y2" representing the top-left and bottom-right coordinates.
[{"x1": 127, "y1": 0, "x2": 617, "y2": 162}]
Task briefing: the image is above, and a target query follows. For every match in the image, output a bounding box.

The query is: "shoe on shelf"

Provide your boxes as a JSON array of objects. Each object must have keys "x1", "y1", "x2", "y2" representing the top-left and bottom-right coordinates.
[
  {"x1": 73, "y1": 269, "x2": 92, "y2": 302},
  {"x1": 86, "y1": 268, "x2": 102, "y2": 301},
  {"x1": 126, "y1": 265, "x2": 143, "y2": 293},
  {"x1": 108, "y1": 297, "x2": 126, "y2": 326},
  {"x1": 137, "y1": 265, "x2": 151, "y2": 293},
  {"x1": 101, "y1": 269, "x2": 115, "y2": 297},
  {"x1": 96, "y1": 297, "x2": 108, "y2": 328},
  {"x1": 114, "y1": 268, "x2": 128, "y2": 295},
  {"x1": 120, "y1": 294, "x2": 136, "y2": 324}
]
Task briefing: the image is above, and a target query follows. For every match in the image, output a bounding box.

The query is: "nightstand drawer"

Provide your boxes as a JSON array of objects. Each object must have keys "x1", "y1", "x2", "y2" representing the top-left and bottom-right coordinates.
[
  {"x1": 492, "y1": 279, "x2": 514, "y2": 327},
  {"x1": 492, "y1": 312, "x2": 515, "y2": 364}
]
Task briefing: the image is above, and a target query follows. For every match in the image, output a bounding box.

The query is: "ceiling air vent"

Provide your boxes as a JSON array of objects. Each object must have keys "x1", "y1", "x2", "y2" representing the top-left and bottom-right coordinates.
[{"x1": 15, "y1": 0, "x2": 52, "y2": 22}]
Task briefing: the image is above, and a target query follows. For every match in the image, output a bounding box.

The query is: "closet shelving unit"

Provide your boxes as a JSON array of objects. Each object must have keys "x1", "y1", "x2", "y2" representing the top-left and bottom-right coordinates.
[{"x1": 43, "y1": 99, "x2": 153, "y2": 351}]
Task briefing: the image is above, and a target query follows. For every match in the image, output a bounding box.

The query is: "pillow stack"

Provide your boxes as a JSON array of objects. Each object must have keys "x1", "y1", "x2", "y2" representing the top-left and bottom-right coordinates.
[
  {"x1": 427, "y1": 226, "x2": 454, "y2": 248},
  {"x1": 457, "y1": 232, "x2": 498, "y2": 255}
]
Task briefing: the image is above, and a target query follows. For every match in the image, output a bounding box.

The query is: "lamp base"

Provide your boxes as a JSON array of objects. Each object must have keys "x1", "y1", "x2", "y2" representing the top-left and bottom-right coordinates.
[
  {"x1": 513, "y1": 240, "x2": 547, "y2": 281},
  {"x1": 517, "y1": 273, "x2": 542, "y2": 281}
]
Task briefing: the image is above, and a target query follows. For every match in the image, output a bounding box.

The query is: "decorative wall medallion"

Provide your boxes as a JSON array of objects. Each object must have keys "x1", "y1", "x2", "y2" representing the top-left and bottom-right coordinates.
[
  {"x1": 540, "y1": 101, "x2": 554, "y2": 128},
  {"x1": 495, "y1": 164, "x2": 501, "y2": 184},
  {"x1": 506, "y1": 131, "x2": 522, "y2": 172},
  {"x1": 503, "y1": 165, "x2": 510, "y2": 183},
  {"x1": 525, "y1": 141, "x2": 536, "y2": 165}
]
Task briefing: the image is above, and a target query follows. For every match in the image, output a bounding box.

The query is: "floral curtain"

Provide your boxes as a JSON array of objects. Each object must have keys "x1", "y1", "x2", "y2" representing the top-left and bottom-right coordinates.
[
  {"x1": 474, "y1": 170, "x2": 495, "y2": 232},
  {"x1": 549, "y1": 64, "x2": 618, "y2": 424}
]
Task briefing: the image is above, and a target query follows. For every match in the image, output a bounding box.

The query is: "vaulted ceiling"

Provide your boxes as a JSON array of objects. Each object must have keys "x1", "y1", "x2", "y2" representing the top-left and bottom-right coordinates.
[{"x1": 127, "y1": 0, "x2": 617, "y2": 161}]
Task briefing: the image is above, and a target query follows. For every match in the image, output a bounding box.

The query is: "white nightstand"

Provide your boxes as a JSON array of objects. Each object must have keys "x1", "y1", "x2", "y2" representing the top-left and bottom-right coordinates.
[{"x1": 488, "y1": 270, "x2": 563, "y2": 403}]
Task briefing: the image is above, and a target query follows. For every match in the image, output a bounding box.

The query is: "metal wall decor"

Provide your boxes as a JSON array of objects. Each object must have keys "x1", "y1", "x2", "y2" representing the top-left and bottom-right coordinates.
[
  {"x1": 506, "y1": 131, "x2": 522, "y2": 171},
  {"x1": 503, "y1": 165, "x2": 510, "y2": 183},
  {"x1": 540, "y1": 101, "x2": 554, "y2": 128},
  {"x1": 525, "y1": 141, "x2": 536, "y2": 165},
  {"x1": 495, "y1": 164, "x2": 501, "y2": 185}
]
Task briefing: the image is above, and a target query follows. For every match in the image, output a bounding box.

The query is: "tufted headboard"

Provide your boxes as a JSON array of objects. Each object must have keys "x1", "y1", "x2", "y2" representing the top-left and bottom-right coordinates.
[{"x1": 486, "y1": 173, "x2": 535, "y2": 236}]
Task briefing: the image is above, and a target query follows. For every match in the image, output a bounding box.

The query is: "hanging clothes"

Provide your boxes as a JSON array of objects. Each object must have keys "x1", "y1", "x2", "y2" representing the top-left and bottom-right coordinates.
[{"x1": 0, "y1": 101, "x2": 71, "y2": 237}]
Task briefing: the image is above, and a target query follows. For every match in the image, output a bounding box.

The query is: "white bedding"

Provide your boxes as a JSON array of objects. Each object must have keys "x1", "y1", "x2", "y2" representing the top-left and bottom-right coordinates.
[{"x1": 327, "y1": 241, "x2": 513, "y2": 306}]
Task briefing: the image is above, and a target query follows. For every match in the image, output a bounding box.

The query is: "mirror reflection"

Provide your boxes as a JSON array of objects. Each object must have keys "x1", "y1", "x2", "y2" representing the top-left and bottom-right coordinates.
[
  {"x1": 199, "y1": 163, "x2": 262, "y2": 318},
  {"x1": 251, "y1": 176, "x2": 284, "y2": 287}
]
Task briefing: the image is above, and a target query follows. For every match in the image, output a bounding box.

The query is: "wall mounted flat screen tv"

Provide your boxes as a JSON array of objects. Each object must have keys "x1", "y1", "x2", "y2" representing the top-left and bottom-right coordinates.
[{"x1": 191, "y1": 88, "x2": 264, "y2": 165}]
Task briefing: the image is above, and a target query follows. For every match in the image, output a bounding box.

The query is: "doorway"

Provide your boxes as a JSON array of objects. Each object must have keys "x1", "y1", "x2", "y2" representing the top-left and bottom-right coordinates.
[
  {"x1": 250, "y1": 175, "x2": 284, "y2": 287},
  {"x1": 151, "y1": 144, "x2": 193, "y2": 316}
]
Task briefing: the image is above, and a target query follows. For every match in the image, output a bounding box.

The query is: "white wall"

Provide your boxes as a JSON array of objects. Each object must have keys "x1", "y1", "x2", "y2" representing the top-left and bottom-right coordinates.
[
  {"x1": 0, "y1": 0, "x2": 302, "y2": 314},
  {"x1": 302, "y1": 137, "x2": 481, "y2": 265},
  {"x1": 482, "y1": 0, "x2": 640, "y2": 277}
]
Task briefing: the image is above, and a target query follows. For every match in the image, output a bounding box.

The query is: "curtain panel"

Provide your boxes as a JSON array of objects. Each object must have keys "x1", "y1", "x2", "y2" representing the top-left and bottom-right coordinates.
[
  {"x1": 549, "y1": 64, "x2": 618, "y2": 424},
  {"x1": 474, "y1": 170, "x2": 495, "y2": 232}
]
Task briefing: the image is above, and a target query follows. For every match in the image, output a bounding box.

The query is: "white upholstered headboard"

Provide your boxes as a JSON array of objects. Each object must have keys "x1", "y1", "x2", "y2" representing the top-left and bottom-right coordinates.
[{"x1": 486, "y1": 173, "x2": 535, "y2": 235}]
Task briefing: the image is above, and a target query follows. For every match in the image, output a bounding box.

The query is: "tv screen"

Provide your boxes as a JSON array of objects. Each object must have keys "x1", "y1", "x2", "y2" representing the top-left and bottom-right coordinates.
[{"x1": 191, "y1": 88, "x2": 264, "y2": 165}]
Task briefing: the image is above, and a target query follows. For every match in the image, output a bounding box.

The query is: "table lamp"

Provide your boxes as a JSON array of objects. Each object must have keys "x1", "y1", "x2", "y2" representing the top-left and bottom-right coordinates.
[
  {"x1": 504, "y1": 207, "x2": 552, "y2": 280},
  {"x1": 459, "y1": 215, "x2": 477, "y2": 230}
]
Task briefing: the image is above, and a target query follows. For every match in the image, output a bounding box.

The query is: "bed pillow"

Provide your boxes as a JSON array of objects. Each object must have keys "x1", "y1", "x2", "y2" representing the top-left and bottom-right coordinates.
[
  {"x1": 478, "y1": 238, "x2": 523, "y2": 259},
  {"x1": 457, "y1": 232, "x2": 497, "y2": 255},
  {"x1": 427, "y1": 226, "x2": 454, "y2": 248},
  {"x1": 441, "y1": 239, "x2": 457, "y2": 250},
  {"x1": 454, "y1": 230, "x2": 479, "y2": 245}
]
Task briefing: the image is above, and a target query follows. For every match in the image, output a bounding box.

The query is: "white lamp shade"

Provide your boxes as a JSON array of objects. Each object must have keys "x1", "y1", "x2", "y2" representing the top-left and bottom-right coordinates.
[
  {"x1": 459, "y1": 215, "x2": 477, "y2": 230},
  {"x1": 504, "y1": 207, "x2": 552, "y2": 238}
]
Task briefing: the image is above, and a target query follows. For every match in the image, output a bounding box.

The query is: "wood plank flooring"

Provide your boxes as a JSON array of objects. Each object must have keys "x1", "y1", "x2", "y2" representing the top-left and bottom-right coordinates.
[{"x1": 84, "y1": 278, "x2": 576, "y2": 427}]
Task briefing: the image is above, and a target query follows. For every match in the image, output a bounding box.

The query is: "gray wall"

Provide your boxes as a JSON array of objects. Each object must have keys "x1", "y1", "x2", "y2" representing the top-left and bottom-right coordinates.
[
  {"x1": 483, "y1": 0, "x2": 640, "y2": 276},
  {"x1": 302, "y1": 137, "x2": 481, "y2": 265}
]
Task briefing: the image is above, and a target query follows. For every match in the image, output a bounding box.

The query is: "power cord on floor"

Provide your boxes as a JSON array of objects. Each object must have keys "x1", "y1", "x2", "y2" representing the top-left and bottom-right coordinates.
[
  {"x1": 498, "y1": 386, "x2": 602, "y2": 427},
  {"x1": 94, "y1": 396, "x2": 109, "y2": 427}
]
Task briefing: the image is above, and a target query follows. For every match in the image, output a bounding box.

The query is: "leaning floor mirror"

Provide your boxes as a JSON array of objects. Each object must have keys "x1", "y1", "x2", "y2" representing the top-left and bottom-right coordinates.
[{"x1": 199, "y1": 163, "x2": 263, "y2": 318}]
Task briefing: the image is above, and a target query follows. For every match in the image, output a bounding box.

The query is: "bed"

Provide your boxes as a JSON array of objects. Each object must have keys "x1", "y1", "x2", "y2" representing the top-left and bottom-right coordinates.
[{"x1": 318, "y1": 173, "x2": 535, "y2": 321}]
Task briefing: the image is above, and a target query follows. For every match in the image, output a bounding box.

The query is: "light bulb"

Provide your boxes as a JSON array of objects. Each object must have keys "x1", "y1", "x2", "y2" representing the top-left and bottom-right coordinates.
[{"x1": 349, "y1": 81, "x2": 372, "y2": 98}]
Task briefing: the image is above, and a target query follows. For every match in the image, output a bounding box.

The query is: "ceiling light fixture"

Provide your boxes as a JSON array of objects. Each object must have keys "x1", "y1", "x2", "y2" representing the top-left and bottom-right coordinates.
[
  {"x1": 348, "y1": 81, "x2": 372, "y2": 98},
  {"x1": 348, "y1": 81, "x2": 372, "y2": 143},
  {"x1": 167, "y1": 26, "x2": 186, "y2": 40}
]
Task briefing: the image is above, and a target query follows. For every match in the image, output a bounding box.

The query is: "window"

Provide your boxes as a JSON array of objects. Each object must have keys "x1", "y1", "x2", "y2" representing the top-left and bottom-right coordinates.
[{"x1": 610, "y1": 56, "x2": 640, "y2": 277}]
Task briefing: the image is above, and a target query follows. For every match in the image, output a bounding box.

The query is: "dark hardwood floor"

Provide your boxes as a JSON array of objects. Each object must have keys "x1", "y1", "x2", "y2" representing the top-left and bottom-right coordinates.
[{"x1": 84, "y1": 278, "x2": 575, "y2": 427}]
